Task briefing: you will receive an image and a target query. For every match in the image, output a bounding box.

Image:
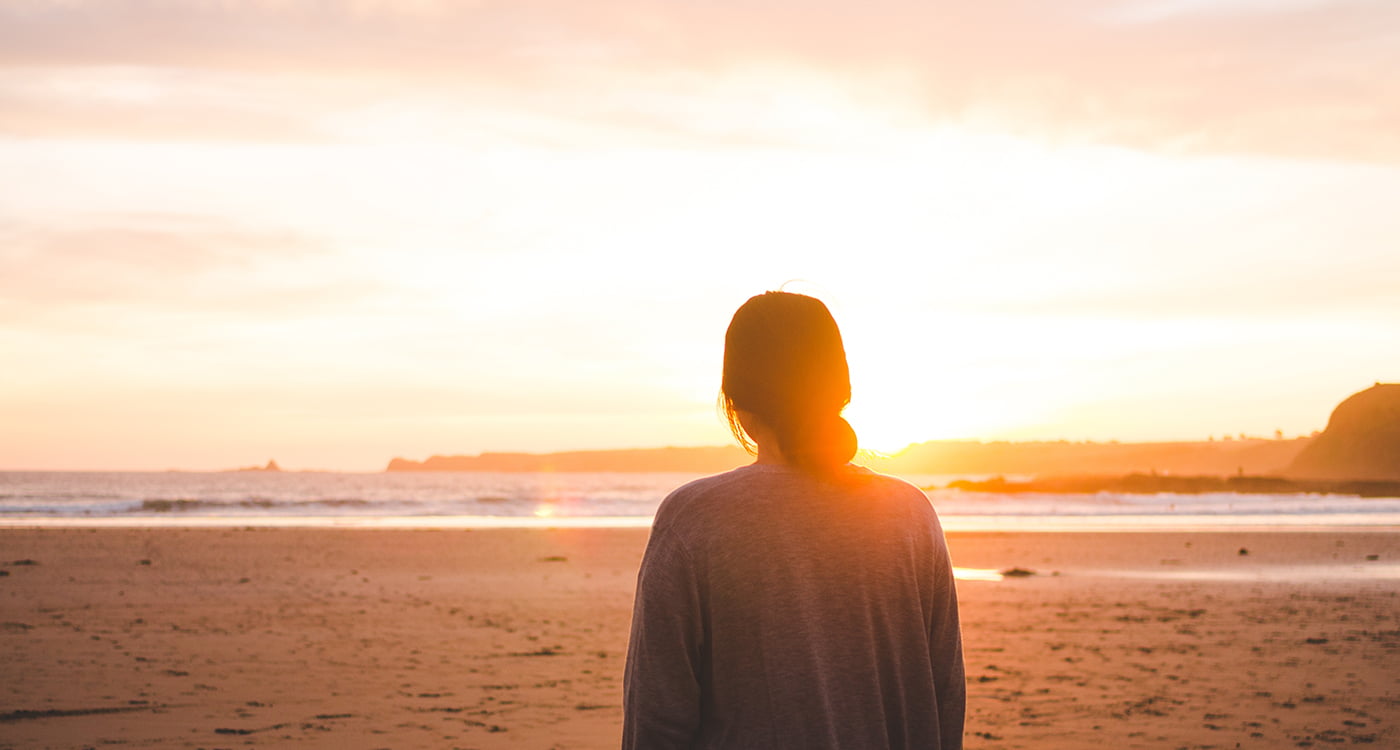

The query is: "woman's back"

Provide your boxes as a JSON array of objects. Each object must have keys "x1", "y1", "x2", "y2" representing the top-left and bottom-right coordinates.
[{"x1": 623, "y1": 463, "x2": 964, "y2": 749}]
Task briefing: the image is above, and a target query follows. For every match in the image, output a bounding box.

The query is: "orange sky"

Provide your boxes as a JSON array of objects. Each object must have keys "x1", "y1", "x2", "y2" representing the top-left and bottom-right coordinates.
[{"x1": 2, "y1": 0, "x2": 1398, "y2": 470}]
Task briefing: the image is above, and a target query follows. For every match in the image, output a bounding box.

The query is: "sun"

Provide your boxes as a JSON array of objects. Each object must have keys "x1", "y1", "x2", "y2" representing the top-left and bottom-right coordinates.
[
  {"x1": 845, "y1": 398, "x2": 990, "y2": 456},
  {"x1": 838, "y1": 309, "x2": 1000, "y2": 454}
]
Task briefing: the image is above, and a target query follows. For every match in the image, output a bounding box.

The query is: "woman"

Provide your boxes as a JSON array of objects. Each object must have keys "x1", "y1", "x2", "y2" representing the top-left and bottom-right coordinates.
[{"x1": 623, "y1": 291, "x2": 965, "y2": 749}]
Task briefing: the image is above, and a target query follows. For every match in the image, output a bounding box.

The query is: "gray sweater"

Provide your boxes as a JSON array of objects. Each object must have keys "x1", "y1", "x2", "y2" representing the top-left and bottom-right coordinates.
[{"x1": 623, "y1": 463, "x2": 965, "y2": 749}]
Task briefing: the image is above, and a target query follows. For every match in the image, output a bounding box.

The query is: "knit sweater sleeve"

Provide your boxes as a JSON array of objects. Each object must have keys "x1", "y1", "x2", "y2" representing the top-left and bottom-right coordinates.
[
  {"x1": 928, "y1": 510, "x2": 966, "y2": 750},
  {"x1": 622, "y1": 528, "x2": 705, "y2": 749}
]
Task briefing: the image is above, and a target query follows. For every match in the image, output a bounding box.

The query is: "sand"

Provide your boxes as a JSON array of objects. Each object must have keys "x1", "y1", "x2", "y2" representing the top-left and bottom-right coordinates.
[{"x1": 1, "y1": 527, "x2": 1397, "y2": 749}]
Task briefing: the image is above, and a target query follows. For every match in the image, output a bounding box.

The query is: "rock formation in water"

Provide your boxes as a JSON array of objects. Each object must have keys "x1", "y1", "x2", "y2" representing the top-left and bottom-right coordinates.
[
  {"x1": 232, "y1": 460, "x2": 282, "y2": 472},
  {"x1": 1288, "y1": 383, "x2": 1400, "y2": 481}
]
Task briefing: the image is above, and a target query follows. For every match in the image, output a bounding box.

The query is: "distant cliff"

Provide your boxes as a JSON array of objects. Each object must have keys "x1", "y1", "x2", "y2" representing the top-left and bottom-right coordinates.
[
  {"x1": 385, "y1": 384, "x2": 1400, "y2": 477},
  {"x1": 386, "y1": 438, "x2": 1311, "y2": 475},
  {"x1": 387, "y1": 446, "x2": 750, "y2": 473},
  {"x1": 1288, "y1": 383, "x2": 1400, "y2": 481}
]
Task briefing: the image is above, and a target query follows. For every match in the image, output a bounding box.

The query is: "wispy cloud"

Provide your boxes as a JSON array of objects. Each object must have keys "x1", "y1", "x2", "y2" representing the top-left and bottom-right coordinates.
[
  {"x1": 0, "y1": 214, "x2": 379, "y2": 323},
  {"x1": 0, "y1": 68, "x2": 323, "y2": 141},
  {"x1": 0, "y1": 0, "x2": 1394, "y2": 161}
]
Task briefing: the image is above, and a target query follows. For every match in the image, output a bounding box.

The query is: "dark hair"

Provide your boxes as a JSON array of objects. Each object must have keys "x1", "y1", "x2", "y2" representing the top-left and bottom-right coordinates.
[{"x1": 721, "y1": 291, "x2": 859, "y2": 473}]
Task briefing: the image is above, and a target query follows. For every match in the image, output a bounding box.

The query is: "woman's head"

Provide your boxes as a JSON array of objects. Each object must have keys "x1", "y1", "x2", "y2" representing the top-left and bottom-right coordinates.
[{"x1": 721, "y1": 291, "x2": 859, "y2": 473}]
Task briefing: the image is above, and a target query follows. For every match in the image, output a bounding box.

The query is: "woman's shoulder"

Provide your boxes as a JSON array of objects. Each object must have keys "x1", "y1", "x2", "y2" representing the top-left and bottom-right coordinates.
[
  {"x1": 654, "y1": 464, "x2": 763, "y2": 517},
  {"x1": 655, "y1": 463, "x2": 930, "y2": 522},
  {"x1": 846, "y1": 466, "x2": 941, "y2": 515}
]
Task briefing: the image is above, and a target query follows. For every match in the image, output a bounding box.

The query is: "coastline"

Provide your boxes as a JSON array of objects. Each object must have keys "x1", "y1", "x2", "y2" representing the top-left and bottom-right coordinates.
[
  {"x1": 8, "y1": 470, "x2": 1400, "y2": 530},
  {"x1": 2, "y1": 527, "x2": 1396, "y2": 748},
  {"x1": 4, "y1": 513, "x2": 1400, "y2": 532}
]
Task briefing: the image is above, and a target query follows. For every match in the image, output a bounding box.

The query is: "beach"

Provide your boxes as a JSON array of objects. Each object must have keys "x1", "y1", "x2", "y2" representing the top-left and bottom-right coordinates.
[{"x1": 2, "y1": 527, "x2": 1396, "y2": 749}]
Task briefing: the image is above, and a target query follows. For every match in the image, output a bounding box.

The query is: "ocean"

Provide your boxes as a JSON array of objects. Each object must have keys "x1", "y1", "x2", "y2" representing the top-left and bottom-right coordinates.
[{"x1": 3, "y1": 470, "x2": 1400, "y2": 530}]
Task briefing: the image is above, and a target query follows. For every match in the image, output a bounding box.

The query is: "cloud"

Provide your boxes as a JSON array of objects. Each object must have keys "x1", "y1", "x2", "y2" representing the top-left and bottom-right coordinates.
[
  {"x1": 983, "y1": 268, "x2": 1400, "y2": 322},
  {"x1": 0, "y1": 1, "x2": 608, "y2": 75},
  {"x1": 0, "y1": 214, "x2": 377, "y2": 322},
  {"x1": 0, "y1": 68, "x2": 323, "y2": 142},
  {"x1": 0, "y1": 0, "x2": 1395, "y2": 161}
]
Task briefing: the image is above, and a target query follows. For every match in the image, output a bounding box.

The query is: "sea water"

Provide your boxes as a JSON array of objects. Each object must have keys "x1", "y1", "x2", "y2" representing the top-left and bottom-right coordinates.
[{"x1": 3, "y1": 471, "x2": 1400, "y2": 530}]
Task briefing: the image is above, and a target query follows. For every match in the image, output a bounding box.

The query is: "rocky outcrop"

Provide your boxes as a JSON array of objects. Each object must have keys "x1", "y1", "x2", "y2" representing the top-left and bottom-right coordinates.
[{"x1": 1288, "y1": 383, "x2": 1400, "y2": 481}]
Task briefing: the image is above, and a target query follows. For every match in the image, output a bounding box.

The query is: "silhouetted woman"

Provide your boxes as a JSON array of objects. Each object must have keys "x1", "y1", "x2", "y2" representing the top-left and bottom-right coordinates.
[{"x1": 623, "y1": 291, "x2": 965, "y2": 749}]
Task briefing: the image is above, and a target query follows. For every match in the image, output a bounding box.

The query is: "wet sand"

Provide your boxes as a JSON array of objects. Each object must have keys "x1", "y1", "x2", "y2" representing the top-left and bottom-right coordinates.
[{"x1": 1, "y1": 527, "x2": 1397, "y2": 749}]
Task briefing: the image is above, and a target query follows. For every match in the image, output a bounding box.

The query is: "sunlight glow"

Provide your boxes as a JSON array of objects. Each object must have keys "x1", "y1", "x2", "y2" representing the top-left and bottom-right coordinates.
[{"x1": 2, "y1": 0, "x2": 1395, "y2": 470}]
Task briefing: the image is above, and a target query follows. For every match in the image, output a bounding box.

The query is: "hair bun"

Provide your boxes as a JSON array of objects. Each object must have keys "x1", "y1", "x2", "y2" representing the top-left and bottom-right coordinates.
[{"x1": 828, "y1": 415, "x2": 858, "y2": 466}]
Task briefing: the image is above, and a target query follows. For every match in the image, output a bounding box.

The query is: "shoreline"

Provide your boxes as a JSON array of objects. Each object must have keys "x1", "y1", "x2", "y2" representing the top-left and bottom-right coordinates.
[
  {"x1": 944, "y1": 473, "x2": 1400, "y2": 497},
  {"x1": 4, "y1": 514, "x2": 1400, "y2": 532}
]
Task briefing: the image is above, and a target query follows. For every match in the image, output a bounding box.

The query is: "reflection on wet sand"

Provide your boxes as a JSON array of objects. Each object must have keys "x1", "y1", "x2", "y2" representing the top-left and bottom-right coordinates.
[{"x1": 953, "y1": 567, "x2": 1006, "y2": 582}]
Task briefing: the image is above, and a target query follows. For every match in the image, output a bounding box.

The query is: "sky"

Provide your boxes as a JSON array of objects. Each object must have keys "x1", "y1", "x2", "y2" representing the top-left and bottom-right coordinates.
[{"x1": 2, "y1": 0, "x2": 1398, "y2": 471}]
